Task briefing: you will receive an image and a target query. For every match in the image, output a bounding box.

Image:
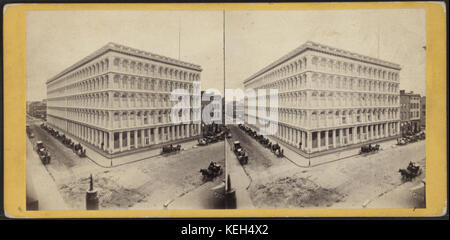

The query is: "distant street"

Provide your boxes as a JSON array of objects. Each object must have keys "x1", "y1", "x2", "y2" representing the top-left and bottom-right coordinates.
[
  {"x1": 226, "y1": 124, "x2": 426, "y2": 209},
  {"x1": 27, "y1": 116, "x2": 225, "y2": 210}
]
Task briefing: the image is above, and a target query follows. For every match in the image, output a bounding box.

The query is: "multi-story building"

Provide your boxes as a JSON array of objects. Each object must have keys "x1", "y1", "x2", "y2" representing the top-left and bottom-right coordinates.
[
  {"x1": 28, "y1": 100, "x2": 47, "y2": 119},
  {"x1": 200, "y1": 90, "x2": 223, "y2": 135},
  {"x1": 201, "y1": 90, "x2": 222, "y2": 122},
  {"x1": 243, "y1": 41, "x2": 401, "y2": 157},
  {"x1": 420, "y1": 96, "x2": 426, "y2": 129},
  {"x1": 46, "y1": 42, "x2": 202, "y2": 157},
  {"x1": 400, "y1": 90, "x2": 421, "y2": 133}
]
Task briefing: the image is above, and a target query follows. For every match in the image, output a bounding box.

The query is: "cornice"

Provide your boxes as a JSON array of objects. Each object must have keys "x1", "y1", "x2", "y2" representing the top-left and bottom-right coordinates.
[
  {"x1": 46, "y1": 42, "x2": 202, "y2": 85},
  {"x1": 243, "y1": 41, "x2": 402, "y2": 85}
]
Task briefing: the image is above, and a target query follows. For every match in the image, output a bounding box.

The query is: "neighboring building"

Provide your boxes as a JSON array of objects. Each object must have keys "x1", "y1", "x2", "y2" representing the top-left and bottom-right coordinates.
[
  {"x1": 201, "y1": 90, "x2": 222, "y2": 135},
  {"x1": 46, "y1": 42, "x2": 202, "y2": 157},
  {"x1": 400, "y1": 90, "x2": 422, "y2": 133},
  {"x1": 243, "y1": 41, "x2": 401, "y2": 157},
  {"x1": 420, "y1": 96, "x2": 426, "y2": 128},
  {"x1": 28, "y1": 100, "x2": 47, "y2": 119},
  {"x1": 225, "y1": 99, "x2": 244, "y2": 122},
  {"x1": 201, "y1": 90, "x2": 222, "y2": 123}
]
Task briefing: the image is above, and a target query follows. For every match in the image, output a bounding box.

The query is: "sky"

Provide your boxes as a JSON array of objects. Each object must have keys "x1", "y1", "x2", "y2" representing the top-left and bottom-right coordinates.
[
  {"x1": 26, "y1": 10, "x2": 224, "y2": 101},
  {"x1": 27, "y1": 9, "x2": 426, "y2": 102},
  {"x1": 225, "y1": 9, "x2": 426, "y2": 97}
]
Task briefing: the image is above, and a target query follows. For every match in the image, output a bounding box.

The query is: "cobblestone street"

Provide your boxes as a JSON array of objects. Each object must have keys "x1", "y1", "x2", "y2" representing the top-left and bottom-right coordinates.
[
  {"x1": 27, "y1": 116, "x2": 225, "y2": 210},
  {"x1": 227, "y1": 125, "x2": 425, "y2": 209}
]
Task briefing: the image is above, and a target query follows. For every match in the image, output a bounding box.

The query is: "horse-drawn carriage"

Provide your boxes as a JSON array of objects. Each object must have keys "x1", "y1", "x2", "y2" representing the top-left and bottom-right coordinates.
[
  {"x1": 38, "y1": 149, "x2": 51, "y2": 164},
  {"x1": 197, "y1": 138, "x2": 208, "y2": 146},
  {"x1": 271, "y1": 143, "x2": 280, "y2": 153},
  {"x1": 399, "y1": 161, "x2": 422, "y2": 181},
  {"x1": 360, "y1": 144, "x2": 380, "y2": 154},
  {"x1": 35, "y1": 141, "x2": 51, "y2": 164},
  {"x1": 233, "y1": 141, "x2": 248, "y2": 165},
  {"x1": 259, "y1": 137, "x2": 271, "y2": 148},
  {"x1": 416, "y1": 132, "x2": 425, "y2": 140},
  {"x1": 200, "y1": 161, "x2": 223, "y2": 181},
  {"x1": 255, "y1": 134, "x2": 264, "y2": 141},
  {"x1": 72, "y1": 143, "x2": 86, "y2": 157},
  {"x1": 161, "y1": 144, "x2": 181, "y2": 154},
  {"x1": 274, "y1": 148, "x2": 284, "y2": 158},
  {"x1": 397, "y1": 138, "x2": 408, "y2": 146},
  {"x1": 61, "y1": 135, "x2": 73, "y2": 147},
  {"x1": 406, "y1": 135, "x2": 419, "y2": 143}
]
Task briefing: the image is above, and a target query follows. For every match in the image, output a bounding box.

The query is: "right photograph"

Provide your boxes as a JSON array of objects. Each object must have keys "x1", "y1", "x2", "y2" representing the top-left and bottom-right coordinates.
[{"x1": 224, "y1": 9, "x2": 426, "y2": 209}]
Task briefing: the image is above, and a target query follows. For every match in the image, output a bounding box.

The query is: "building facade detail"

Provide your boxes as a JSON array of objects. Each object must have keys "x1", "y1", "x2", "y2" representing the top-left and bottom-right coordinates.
[
  {"x1": 46, "y1": 43, "x2": 202, "y2": 155},
  {"x1": 243, "y1": 41, "x2": 401, "y2": 155},
  {"x1": 400, "y1": 90, "x2": 422, "y2": 133}
]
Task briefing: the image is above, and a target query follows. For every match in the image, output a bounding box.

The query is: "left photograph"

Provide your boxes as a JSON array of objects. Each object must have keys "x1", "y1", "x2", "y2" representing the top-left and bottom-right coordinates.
[{"x1": 25, "y1": 10, "x2": 226, "y2": 210}]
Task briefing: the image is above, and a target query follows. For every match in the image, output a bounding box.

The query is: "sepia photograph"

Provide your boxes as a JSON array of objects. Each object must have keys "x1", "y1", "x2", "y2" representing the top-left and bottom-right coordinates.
[
  {"x1": 5, "y1": 2, "x2": 443, "y2": 219},
  {"x1": 26, "y1": 10, "x2": 226, "y2": 210},
  {"x1": 224, "y1": 9, "x2": 426, "y2": 209}
]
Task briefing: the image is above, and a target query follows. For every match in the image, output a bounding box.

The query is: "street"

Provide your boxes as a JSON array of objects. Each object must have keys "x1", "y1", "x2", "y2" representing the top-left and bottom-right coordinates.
[
  {"x1": 226, "y1": 125, "x2": 426, "y2": 209},
  {"x1": 27, "y1": 116, "x2": 225, "y2": 210}
]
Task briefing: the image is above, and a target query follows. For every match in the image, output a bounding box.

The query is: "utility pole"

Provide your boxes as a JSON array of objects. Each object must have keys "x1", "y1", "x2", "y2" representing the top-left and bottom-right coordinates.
[
  {"x1": 178, "y1": 17, "x2": 181, "y2": 60},
  {"x1": 377, "y1": 23, "x2": 381, "y2": 59}
]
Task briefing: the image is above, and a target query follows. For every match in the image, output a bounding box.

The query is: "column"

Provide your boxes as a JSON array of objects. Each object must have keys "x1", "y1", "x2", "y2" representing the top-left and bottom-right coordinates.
[
  {"x1": 140, "y1": 129, "x2": 145, "y2": 147},
  {"x1": 181, "y1": 125, "x2": 185, "y2": 138},
  {"x1": 100, "y1": 131, "x2": 104, "y2": 150},
  {"x1": 134, "y1": 130, "x2": 138, "y2": 148},
  {"x1": 109, "y1": 132, "x2": 113, "y2": 153},
  {"x1": 301, "y1": 131, "x2": 306, "y2": 151},
  {"x1": 317, "y1": 131, "x2": 322, "y2": 151},
  {"x1": 366, "y1": 125, "x2": 369, "y2": 140},
  {"x1": 307, "y1": 131, "x2": 312, "y2": 153},
  {"x1": 370, "y1": 125, "x2": 374, "y2": 140},
  {"x1": 109, "y1": 92, "x2": 113, "y2": 108},
  {"x1": 155, "y1": 128, "x2": 160, "y2": 144},
  {"x1": 171, "y1": 126, "x2": 175, "y2": 141},
  {"x1": 374, "y1": 125, "x2": 378, "y2": 139},
  {"x1": 127, "y1": 131, "x2": 131, "y2": 150},
  {"x1": 93, "y1": 129, "x2": 98, "y2": 147},
  {"x1": 325, "y1": 130, "x2": 329, "y2": 150},
  {"x1": 345, "y1": 128, "x2": 349, "y2": 145},
  {"x1": 119, "y1": 132, "x2": 123, "y2": 152},
  {"x1": 332, "y1": 129, "x2": 336, "y2": 148},
  {"x1": 352, "y1": 127, "x2": 357, "y2": 144}
]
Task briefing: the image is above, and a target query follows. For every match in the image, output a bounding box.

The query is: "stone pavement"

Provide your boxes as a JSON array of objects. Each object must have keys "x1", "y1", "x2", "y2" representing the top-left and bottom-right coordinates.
[
  {"x1": 225, "y1": 140, "x2": 255, "y2": 209},
  {"x1": 26, "y1": 137, "x2": 68, "y2": 210}
]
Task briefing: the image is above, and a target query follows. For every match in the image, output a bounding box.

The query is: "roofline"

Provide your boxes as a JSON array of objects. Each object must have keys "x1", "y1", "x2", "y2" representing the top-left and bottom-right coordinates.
[
  {"x1": 46, "y1": 42, "x2": 202, "y2": 84},
  {"x1": 243, "y1": 41, "x2": 402, "y2": 85}
]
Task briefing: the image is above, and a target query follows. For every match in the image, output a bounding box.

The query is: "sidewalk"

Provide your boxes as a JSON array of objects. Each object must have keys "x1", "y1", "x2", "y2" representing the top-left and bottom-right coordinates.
[
  {"x1": 261, "y1": 130, "x2": 397, "y2": 167},
  {"x1": 225, "y1": 140, "x2": 255, "y2": 209},
  {"x1": 26, "y1": 137, "x2": 68, "y2": 210},
  {"x1": 82, "y1": 138, "x2": 201, "y2": 168}
]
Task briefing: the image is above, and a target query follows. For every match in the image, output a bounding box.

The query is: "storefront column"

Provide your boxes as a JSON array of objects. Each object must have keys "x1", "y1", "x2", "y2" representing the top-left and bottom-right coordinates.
[
  {"x1": 127, "y1": 131, "x2": 131, "y2": 150},
  {"x1": 332, "y1": 129, "x2": 336, "y2": 148},
  {"x1": 119, "y1": 132, "x2": 123, "y2": 152}
]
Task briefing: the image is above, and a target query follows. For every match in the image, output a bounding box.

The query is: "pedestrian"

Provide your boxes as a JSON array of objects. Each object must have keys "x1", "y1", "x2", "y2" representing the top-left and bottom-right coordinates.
[{"x1": 101, "y1": 142, "x2": 104, "y2": 150}]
